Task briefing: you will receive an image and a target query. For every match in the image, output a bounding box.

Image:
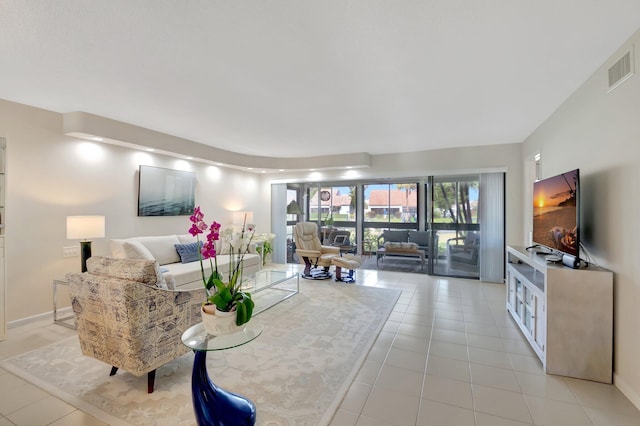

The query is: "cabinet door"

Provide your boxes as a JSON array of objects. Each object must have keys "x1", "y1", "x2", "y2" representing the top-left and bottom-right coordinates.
[
  {"x1": 523, "y1": 286, "x2": 533, "y2": 333},
  {"x1": 514, "y1": 276, "x2": 523, "y2": 317},
  {"x1": 506, "y1": 268, "x2": 517, "y2": 310},
  {"x1": 532, "y1": 293, "x2": 545, "y2": 352}
]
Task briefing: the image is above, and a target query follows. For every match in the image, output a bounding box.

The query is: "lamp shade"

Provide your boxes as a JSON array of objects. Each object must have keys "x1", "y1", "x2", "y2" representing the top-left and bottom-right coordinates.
[
  {"x1": 286, "y1": 200, "x2": 302, "y2": 215},
  {"x1": 66, "y1": 215, "x2": 106, "y2": 240}
]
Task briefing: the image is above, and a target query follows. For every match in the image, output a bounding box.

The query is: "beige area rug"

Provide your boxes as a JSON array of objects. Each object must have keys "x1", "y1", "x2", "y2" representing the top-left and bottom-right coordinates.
[{"x1": 1, "y1": 282, "x2": 400, "y2": 426}]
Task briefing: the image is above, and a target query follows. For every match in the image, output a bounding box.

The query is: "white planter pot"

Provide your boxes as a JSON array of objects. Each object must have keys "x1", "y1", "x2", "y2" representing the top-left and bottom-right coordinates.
[{"x1": 200, "y1": 306, "x2": 240, "y2": 336}]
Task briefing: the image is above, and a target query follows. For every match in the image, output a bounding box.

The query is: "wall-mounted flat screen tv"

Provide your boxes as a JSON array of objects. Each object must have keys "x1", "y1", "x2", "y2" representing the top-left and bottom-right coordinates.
[
  {"x1": 532, "y1": 169, "x2": 579, "y2": 257},
  {"x1": 138, "y1": 165, "x2": 196, "y2": 216}
]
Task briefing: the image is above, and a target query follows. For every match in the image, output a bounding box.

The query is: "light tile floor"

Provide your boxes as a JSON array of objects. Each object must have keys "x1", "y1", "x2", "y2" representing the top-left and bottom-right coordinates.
[{"x1": 0, "y1": 268, "x2": 639, "y2": 425}]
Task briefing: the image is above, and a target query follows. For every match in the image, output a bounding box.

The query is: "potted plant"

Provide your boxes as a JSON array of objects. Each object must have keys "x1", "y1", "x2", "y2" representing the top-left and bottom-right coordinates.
[
  {"x1": 189, "y1": 207, "x2": 255, "y2": 330},
  {"x1": 254, "y1": 233, "x2": 275, "y2": 265}
]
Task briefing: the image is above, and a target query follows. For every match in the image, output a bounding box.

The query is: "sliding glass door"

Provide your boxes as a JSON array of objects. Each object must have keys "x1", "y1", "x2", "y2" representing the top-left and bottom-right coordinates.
[
  {"x1": 281, "y1": 175, "x2": 503, "y2": 282},
  {"x1": 428, "y1": 175, "x2": 480, "y2": 279}
]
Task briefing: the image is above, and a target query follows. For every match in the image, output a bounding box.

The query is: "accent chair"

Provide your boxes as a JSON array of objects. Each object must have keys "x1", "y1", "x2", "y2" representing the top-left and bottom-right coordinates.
[
  {"x1": 293, "y1": 222, "x2": 340, "y2": 279},
  {"x1": 66, "y1": 256, "x2": 206, "y2": 393}
]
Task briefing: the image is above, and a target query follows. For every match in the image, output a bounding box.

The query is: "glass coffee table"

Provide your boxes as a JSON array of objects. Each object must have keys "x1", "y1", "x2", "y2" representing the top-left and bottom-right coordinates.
[{"x1": 240, "y1": 267, "x2": 299, "y2": 315}]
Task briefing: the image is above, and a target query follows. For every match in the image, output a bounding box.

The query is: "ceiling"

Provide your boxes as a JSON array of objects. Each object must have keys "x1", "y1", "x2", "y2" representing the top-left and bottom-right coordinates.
[{"x1": 1, "y1": 1, "x2": 640, "y2": 160}]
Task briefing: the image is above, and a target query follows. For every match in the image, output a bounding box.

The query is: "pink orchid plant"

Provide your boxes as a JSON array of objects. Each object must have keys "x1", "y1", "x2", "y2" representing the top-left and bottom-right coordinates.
[{"x1": 189, "y1": 206, "x2": 255, "y2": 326}]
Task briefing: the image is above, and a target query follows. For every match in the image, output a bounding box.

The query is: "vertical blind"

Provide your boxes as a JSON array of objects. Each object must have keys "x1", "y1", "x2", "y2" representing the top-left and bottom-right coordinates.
[
  {"x1": 479, "y1": 172, "x2": 505, "y2": 283},
  {"x1": 270, "y1": 183, "x2": 287, "y2": 264}
]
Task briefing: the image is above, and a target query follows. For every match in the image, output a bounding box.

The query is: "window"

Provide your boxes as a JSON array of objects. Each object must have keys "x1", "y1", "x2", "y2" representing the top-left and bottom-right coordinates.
[
  {"x1": 363, "y1": 182, "x2": 418, "y2": 250},
  {"x1": 534, "y1": 153, "x2": 541, "y2": 182},
  {"x1": 308, "y1": 185, "x2": 356, "y2": 226}
]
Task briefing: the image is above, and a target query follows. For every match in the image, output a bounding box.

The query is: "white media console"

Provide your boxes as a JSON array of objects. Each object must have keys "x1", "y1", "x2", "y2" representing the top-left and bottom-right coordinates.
[{"x1": 506, "y1": 245, "x2": 613, "y2": 383}]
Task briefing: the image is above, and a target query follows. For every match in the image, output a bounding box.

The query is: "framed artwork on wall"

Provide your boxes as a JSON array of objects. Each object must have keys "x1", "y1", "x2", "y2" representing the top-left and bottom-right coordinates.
[{"x1": 138, "y1": 165, "x2": 196, "y2": 216}]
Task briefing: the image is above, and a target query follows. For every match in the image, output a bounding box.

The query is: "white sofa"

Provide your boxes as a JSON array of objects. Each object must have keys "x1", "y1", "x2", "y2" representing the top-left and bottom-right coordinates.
[{"x1": 110, "y1": 234, "x2": 261, "y2": 290}]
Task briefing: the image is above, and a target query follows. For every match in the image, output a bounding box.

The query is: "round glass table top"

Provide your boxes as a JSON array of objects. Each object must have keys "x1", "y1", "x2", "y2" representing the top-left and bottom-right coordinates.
[{"x1": 181, "y1": 319, "x2": 263, "y2": 352}]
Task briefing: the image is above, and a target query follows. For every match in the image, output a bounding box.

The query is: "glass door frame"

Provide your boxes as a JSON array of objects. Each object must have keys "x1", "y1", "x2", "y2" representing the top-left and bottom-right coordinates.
[{"x1": 426, "y1": 174, "x2": 480, "y2": 279}]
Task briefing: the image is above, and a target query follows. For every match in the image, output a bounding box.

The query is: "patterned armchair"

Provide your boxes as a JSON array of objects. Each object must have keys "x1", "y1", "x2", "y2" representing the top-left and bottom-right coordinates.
[{"x1": 66, "y1": 256, "x2": 206, "y2": 393}]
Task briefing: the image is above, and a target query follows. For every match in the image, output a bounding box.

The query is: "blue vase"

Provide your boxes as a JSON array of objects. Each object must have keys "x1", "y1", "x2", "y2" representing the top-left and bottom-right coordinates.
[{"x1": 191, "y1": 350, "x2": 256, "y2": 426}]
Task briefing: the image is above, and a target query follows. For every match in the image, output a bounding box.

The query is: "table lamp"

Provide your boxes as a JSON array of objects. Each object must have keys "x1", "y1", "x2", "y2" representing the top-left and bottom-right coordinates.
[
  {"x1": 66, "y1": 215, "x2": 106, "y2": 272},
  {"x1": 233, "y1": 211, "x2": 254, "y2": 227},
  {"x1": 286, "y1": 200, "x2": 302, "y2": 215}
]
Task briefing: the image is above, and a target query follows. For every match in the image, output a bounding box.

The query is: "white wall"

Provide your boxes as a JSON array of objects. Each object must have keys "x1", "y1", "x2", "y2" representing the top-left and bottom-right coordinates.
[
  {"x1": 522, "y1": 29, "x2": 640, "y2": 407},
  {"x1": 0, "y1": 99, "x2": 265, "y2": 322}
]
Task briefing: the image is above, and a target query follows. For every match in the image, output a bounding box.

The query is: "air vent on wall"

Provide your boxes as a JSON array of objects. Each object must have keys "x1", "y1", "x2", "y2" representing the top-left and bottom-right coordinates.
[{"x1": 608, "y1": 49, "x2": 633, "y2": 92}]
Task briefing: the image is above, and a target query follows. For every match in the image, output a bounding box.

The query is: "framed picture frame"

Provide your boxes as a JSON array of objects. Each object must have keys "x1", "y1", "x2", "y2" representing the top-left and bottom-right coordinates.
[{"x1": 138, "y1": 165, "x2": 196, "y2": 216}]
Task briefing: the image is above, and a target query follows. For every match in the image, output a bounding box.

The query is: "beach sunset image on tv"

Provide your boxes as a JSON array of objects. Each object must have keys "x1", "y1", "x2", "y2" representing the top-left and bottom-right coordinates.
[{"x1": 532, "y1": 169, "x2": 579, "y2": 256}]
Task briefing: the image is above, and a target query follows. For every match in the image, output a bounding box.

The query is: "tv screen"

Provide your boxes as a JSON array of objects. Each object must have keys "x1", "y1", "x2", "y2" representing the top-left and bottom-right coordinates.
[{"x1": 532, "y1": 169, "x2": 579, "y2": 257}]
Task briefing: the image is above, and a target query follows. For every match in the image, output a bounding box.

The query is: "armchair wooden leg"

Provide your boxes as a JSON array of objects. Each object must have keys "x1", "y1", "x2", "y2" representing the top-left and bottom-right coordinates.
[
  {"x1": 148, "y1": 369, "x2": 156, "y2": 393},
  {"x1": 110, "y1": 366, "x2": 155, "y2": 393}
]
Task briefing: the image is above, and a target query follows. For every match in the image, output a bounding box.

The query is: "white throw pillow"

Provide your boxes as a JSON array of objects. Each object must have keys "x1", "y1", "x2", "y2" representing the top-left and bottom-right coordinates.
[
  {"x1": 110, "y1": 239, "x2": 127, "y2": 259},
  {"x1": 177, "y1": 234, "x2": 197, "y2": 244},
  {"x1": 136, "y1": 235, "x2": 181, "y2": 265},
  {"x1": 123, "y1": 241, "x2": 155, "y2": 260}
]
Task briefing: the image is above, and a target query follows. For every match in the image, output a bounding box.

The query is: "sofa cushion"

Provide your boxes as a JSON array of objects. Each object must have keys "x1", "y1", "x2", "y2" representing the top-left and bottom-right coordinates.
[
  {"x1": 408, "y1": 230, "x2": 430, "y2": 247},
  {"x1": 163, "y1": 253, "x2": 261, "y2": 289},
  {"x1": 86, "y1": 256, "x2": 168, "y2": 289},
  {"x1": 177, "y1": 234, "x2": 197, "y2": 244},
  {"x1": 135, "y1": 235, "x2": 182, "y2": 265},
  {"x1": 110, "y1": 239, "x2": 128, "y2": 259},
  {"x1": 382, "y1": 230, "x2": 409, "y2": 243},
  {"x1": 123, "y1": 241, "x2": 155, "y2": 260},
  {"x1": 175, "y1": 242, "x2": 202, "y2": 264},
  {"x1": 384, "y1": 242, "x2": 419, "y2": 252}
]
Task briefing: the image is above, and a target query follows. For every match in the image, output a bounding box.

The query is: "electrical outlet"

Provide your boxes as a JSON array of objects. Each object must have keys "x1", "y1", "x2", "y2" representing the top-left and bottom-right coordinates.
[{"x1": 63, "y1": 246, "x2": 80, "y2": 257}]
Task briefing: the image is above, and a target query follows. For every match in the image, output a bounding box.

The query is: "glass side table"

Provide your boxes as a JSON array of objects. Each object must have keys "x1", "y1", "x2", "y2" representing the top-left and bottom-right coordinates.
[
  {"x1": 53, "y1": 278, "x2": 76, "y2": 329},
  {"x1": 181, "y1": 320, "x2": 263, "y2": 426}
]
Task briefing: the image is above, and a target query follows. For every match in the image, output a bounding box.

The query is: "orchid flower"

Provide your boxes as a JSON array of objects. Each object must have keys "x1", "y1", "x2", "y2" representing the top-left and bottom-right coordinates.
[{"x1": 187, "y1": 206, "x2": 256, "y2": 326}]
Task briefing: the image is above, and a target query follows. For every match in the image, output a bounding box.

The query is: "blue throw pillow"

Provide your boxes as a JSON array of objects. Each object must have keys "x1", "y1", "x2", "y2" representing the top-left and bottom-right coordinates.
[{"x1": 174, "y1": 242, "x2": 202, "y2": 264}]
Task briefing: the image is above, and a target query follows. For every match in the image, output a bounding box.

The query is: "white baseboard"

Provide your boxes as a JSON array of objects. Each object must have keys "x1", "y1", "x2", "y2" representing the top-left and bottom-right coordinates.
[
  {"x1": 7, "y1": 307, "x2": 72, "y2": 329},
  {"x1": 614, "y1": 372, "x2": 640, "y2": 411}
]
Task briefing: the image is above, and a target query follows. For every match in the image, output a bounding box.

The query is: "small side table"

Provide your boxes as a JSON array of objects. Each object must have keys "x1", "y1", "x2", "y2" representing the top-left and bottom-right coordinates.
[
  {"x1": 338, "y1": 245, "x2": 357, "y2": 255},
  {"x1": 53, "y1": 278, "x2": 76, "y2": 329},
  {"x1": 182, "y1": 320, "x2": 263, "y2": 426}
]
